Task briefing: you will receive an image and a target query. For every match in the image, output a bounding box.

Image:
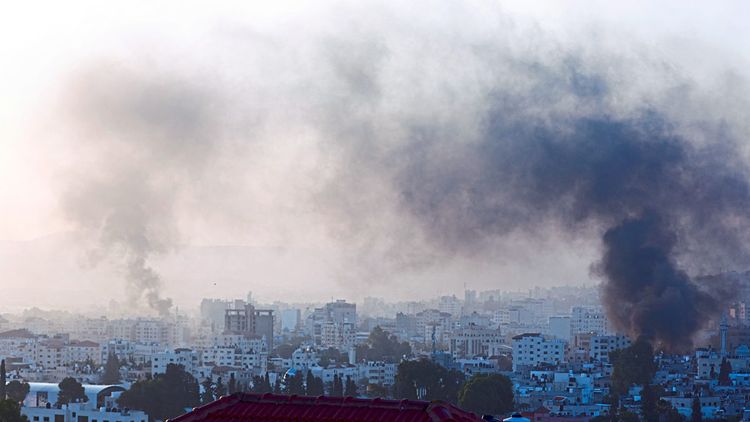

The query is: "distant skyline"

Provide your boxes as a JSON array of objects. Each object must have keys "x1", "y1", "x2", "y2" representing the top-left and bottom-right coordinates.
[{"x1": 1, "y1": 1, "x2": 748, "y2": 313}]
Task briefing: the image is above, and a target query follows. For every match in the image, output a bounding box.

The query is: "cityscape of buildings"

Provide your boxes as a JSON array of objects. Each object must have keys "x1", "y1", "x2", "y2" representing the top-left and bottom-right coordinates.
[{"x1": 2, "y1": 277, "x2": 750, "y2": 421}]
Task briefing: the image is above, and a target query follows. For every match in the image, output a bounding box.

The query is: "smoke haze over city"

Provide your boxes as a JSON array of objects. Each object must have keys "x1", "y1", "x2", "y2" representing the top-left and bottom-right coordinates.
[{"x1": 1, "y1": 0, "x2": 749, "y2": 343}]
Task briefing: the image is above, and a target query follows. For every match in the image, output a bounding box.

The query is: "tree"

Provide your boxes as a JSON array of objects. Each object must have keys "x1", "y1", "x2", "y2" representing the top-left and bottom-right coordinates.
[
  {"x1": 228, "y1": 373, "x2": 237, "y2": 394},
  {"x1": 252, "y1": 375, "x2": 271, "y2": 394},
  {"x1": 356, "y1": 327, "x2": 412, "y2": 364},
  {"x1": 305, "y1": 370, "x2": 324, "y2": 396},
  {"x1": 118, "y1": 364, "x2": 200, "y2": 422},
  {"x1": 608, "y1": 393, "x2": 619, "y2": 422},
  {"x1": 610, "y1": 339, "x2": 656, "y2": 395},
  {"x1": 0, "y1": 360, "x2": 6, "y2": 400},
  {"x1": 344, "y1": 376, "x2": 357, "y2": 397},
  {"x1": 640, "y1": 383, "x2": 659, "y2": 422},
  {"x1": 318, "y1": 348, "x2": 344, "y2": 368},
  {"x1": 331, "y1": 374, "x2": 343, "y2": 397},
  {"x1": 619, "y1": 410, "x2": 640, "y2": 422},
  {"x1": 718, "y1": 357, "x2": 732, "y2": 386},
  {"x1": 691, "y1": 396, "x2": 702, "y2": 422},
  {"x1": 366, "y1": 383, "x2": 389, "y2": 399},
  {"x1": 57, "y1": 377, "x2": 87, "y2": 405},
  {"x1": 305, "y1": 370, "x2": 315, "y2": 396},
  {"x1": 394, "y1": 359, "x2": 464, "y2": 404},
  {"x1": 5, "y1": 381, "x2": 29, "y2": 404},
  {"x1": 215, "y1": 377, "x2": 227, "y2": 397},
  {"x1": 285, "y1": 372, "x2": 304, "y2": 395},
  {"x1": 101, "y1": 352, "x2": 121, "y2": 385},
  {"x1": 264, "y1": 373, "x2": 272, "y2": 393},
  {"x1": 200, "y1": 378, "x2": 215, "y2": 404},
  {"x1": 458, "y1": 373, "x2": 514, "y2": 416},
  {"x1": 273, "y1": 376, "x2": 282, "y2": 394},
  {"x1": 657, "y1": 399, "x2": 685, "y2": 422},
  {"x1": 0, "y1": 399, "x2": 28, "y2": 422}
]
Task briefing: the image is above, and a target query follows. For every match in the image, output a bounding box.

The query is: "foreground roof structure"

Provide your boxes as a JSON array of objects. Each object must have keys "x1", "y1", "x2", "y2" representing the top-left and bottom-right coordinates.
[{"x1": 169, "y1": 393, "x2": 484, "y2": 422}]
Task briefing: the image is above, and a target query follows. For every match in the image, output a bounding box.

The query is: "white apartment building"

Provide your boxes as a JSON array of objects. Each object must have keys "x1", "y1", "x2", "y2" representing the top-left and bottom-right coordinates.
[
  {"x1": 291, "y1": 347, "x2": 320, "y2": 371},
  {"x1": 494, "y1": 307, "x2": 535, "y2": 326},
  {"x1": 68, "y1": 340, "x2": 101, "y2": 365},
  {"x1": 310, "y1": 365, "x2": 359, "y2": 385},
  {"x1": 0, "y1": 329, "x2": 37, "y2": 363},
  {"x1": 358, "y1": 361, "x2": 396, "y2": 386},
  {"x1": 512, "y1": 333, "x2": 566, "y2": 371},
  {"x1": 34, "y1": 339, "x2": 66, "y2": 369},
  {"x1": 152, "y1": 348, "x2": 200, "y2": 375},
  {"x1": 305, "y1": 301, "x2": 357, "y2": 350},
  {"x1": 438, "y1": 295, "x2": 462, "y2": 316},
  {"x1": 449, "y1": 325, "x2": 504, "y2": 359},
  {"x1": 69, "y1": 317, "x2": 109, "y2": 343},
  {"x1": 416, "y1": 310, "x2": 451, "y2": 345},
  {"x1": 210, "y1": 334, "x2": 268, "y2": 354},
  {"x1": 570, "y1": 307, "x2": 612, "y2": 336},
  {"x1": 201, "y1": 340, "x2": 268, "y2": 376},
  {"x1": 100, "y1": 340, "x2": 161, "y2": 366},
  {"x1": 23, "y1": 404, "x2": 148, "y2": 422},
  {"x1": 320, "y1": 321, "x2": 355, "y2": 351}
]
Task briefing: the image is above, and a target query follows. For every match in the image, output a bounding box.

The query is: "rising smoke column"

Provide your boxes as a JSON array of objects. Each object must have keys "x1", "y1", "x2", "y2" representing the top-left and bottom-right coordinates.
[
  {"x1": 385, "y1": 107, "x2": 750, "y2": 350},
  {"x1": 599, "y1": 213, "x2": 721, "y2": 351},
  {"x1": 60, "y1": 64, "x2": 223, "y2": 316}
]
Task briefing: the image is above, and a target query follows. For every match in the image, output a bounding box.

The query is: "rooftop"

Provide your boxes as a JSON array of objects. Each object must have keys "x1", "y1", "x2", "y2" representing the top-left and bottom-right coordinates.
[{"x1": 169, "y1": 393, "x2": 483, "y2": 422}]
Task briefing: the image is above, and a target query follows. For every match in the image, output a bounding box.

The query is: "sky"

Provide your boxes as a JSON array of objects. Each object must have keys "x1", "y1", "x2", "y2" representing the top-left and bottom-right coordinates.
[{"x1": 0, "y1": 1, "x2": 748, "y2": 314}]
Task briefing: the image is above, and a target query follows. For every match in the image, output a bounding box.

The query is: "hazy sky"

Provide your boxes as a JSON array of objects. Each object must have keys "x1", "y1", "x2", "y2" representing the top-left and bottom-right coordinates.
[{"x1": 0, "y1": 1, "x2": 748, "y2": 313}]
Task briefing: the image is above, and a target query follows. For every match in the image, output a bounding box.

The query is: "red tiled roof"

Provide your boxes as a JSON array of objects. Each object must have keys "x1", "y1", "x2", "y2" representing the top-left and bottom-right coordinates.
[{"x1": 169, "y1": 393, "x2": 483, "y2": 422}]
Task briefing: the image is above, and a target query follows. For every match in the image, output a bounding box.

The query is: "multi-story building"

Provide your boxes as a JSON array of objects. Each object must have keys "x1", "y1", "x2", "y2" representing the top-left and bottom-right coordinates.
[
  {"x1": 152, "y1": 348, "x2": 200, "y2": 375},
  {"x1": 512, "y1": 333, "x2": 566, "y2": 371},
  {"x1": 291, "y1": 347, "x2": 319, "y2": 371},
  {"x1": 224, "y1": 304, "x2": 275, "y2": 350},
  {"x1": 570, "y1": 306, "x2": 611, "y2": 336},
  {"x1": 320, "y1": 320, "x2": 355, "y2": 351},
  {"x1": 305, "y1": 301, "x2": 357, "y2": 350},
  {"x1": 438, "y1": 296, "x2": 462, "y2": 316},
  {"x1": 358, "y1": 361, "x2": 397, "y2": 386},
  {"x1": 590, "y1": 335, "x2": 631, "y2": 362},
  {"x1": 200, "y1": 335, "x2": 269, "y2": 376},
  {"x1": 448, "y1": 325, "x2": 504, "y2": 359},
  {"x1": 67, "y1": 340, "x2": 101, "y2": 365},
  {"x1": 100, "y1": 340, "x2": 160, "y2": 366},
  {"x1": 415, "y1": 309, "x2": 451, "y2": 345}
]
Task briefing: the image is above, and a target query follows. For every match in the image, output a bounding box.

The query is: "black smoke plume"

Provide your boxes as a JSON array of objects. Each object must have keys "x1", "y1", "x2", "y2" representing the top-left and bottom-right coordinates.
[{"x1": 386, "y1": 108, "x2": 749, "y2": 350}]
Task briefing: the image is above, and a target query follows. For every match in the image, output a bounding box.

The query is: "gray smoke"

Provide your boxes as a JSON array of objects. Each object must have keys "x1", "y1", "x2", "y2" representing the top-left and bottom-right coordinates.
[
  {"x1": 52, "y1": 1, "x2": 750, "y2": 346},
  {"x1": 306, "y1": 10, "x2": 750, "y2": 350},
  {"x1": 60, "y1": 64, "x2": 224, "y2": 316}
]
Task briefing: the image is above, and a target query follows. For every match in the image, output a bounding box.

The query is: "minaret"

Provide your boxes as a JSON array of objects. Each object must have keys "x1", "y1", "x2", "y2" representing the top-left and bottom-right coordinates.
[{"x1": 720, "y1": 313, "x2": 729, "y2": 357}]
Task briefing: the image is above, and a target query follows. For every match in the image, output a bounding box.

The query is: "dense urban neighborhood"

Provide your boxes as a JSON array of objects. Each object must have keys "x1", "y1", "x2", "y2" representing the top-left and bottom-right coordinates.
[{"x1": 1, "y1": 280, "x2": 749, "y2": 421}]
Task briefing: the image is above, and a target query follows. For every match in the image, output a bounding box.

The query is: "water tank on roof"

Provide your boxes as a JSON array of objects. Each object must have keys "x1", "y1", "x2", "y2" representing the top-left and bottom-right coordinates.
[{"x1": 503, "y1": 413, "x2": 531, "y2": 422}]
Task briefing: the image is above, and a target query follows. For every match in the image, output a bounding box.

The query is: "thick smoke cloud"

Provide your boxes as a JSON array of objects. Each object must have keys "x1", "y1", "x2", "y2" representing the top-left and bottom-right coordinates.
[
  {"x1": 53, "y1": 1, "x2": 750, "y2": 347},
  {"x1": 374, "y1": 106, "x2": 749, "y2": 350}
]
